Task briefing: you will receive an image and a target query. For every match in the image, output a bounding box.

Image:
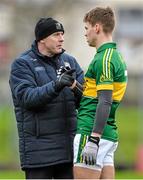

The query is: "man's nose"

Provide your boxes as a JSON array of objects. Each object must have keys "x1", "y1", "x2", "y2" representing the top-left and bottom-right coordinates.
[{"x1": 59, "y1": 34, "x2": 64, "y2": 41}]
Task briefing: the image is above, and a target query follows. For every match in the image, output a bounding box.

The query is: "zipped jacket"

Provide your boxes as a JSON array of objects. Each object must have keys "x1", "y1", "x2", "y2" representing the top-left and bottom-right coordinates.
[{"x1": 9, "y1": 42, "x2": 84, "y2": 169}]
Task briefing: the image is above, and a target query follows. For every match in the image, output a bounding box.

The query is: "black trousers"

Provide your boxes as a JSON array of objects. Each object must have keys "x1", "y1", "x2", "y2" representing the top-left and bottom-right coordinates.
[{"x1": 24, "y1": 162, "x2": 73, "y2": 179}]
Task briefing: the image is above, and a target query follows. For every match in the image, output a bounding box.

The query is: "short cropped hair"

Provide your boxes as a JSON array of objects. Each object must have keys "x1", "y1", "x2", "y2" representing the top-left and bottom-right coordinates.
[{"x1": 83, "y1": 7, "x2": 115, "y2": 33}]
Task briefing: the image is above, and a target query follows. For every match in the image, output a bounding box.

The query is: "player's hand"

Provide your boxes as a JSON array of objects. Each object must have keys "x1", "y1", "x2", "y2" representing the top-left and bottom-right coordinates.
[{"x1": 82, "y1": 136, "x2": 100, "y2": 165}]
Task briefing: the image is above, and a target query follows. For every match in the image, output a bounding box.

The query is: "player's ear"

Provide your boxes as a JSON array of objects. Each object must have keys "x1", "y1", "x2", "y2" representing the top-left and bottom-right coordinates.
[{"x1": 94, "y1": 23, "x2": 100, "y2": 33}]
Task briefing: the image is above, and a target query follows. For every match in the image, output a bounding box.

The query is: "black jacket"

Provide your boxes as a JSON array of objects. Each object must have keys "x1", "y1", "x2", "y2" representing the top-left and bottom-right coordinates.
[{"x1": 9, "y1": 42, "x2": 84, "y2": 169}]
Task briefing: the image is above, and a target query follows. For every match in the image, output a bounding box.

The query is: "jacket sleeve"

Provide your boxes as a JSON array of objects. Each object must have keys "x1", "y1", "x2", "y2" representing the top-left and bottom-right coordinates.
[
  {"x1": 73, "y1": 58, "x2": 84, "y2": 108},
  {"x1": 9, "y1": 59, "x2": 59, "y2": 109}
]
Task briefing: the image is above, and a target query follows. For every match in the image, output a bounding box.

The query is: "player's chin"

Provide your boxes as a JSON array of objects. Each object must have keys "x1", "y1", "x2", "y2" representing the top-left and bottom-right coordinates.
[
  {"x1": 87, "y1": 41, "x2": 93, "y2": 47},
  {"x1": 89, "y1": 42, "x2": 95, "y2": 47}
]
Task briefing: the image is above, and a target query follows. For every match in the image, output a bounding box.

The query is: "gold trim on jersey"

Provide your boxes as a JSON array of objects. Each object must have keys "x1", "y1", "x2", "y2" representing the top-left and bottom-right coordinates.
[
  {"x1": 83, "y1": 77, "x2": 127, "y2": 101},
  {"x1": 97, "y1": 84, "x2": 113, "y2": 90},
  {"x1": 83, "y1": 77, "x2": 97, "y2": 98},
  {"x1": 113, "y1": 82, "x2": 127, "y2": 101},
  {"x1": 97, "y1": 82, "x2": 127, "y2": 101}
]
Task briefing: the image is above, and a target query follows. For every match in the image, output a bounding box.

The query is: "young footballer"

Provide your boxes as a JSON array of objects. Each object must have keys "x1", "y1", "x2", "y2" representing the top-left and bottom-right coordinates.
[{"x1": 74, "y1": 6, "x2": 128, "y2": 179}]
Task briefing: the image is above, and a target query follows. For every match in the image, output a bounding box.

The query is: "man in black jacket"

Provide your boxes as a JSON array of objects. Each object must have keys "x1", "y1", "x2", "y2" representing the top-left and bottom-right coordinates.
[{"x1": 9, "y1": 17, "x2": 84, "y2": 179}]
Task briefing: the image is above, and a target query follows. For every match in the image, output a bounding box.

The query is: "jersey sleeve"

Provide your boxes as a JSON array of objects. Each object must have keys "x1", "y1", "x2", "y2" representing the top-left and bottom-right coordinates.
[{"x1": 95, "y1": 49, "x2": 114, "y2": 91}]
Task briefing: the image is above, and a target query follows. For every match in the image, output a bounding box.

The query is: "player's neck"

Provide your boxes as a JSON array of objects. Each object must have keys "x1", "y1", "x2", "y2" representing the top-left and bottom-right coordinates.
[{"x1": 96, "y1": 34, "x2": 113, "y2": 49}]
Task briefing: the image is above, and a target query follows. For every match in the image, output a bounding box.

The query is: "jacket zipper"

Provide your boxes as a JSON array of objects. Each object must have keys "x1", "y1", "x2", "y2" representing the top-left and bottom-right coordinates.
[{"x1": 62, "y1": 91, "x2": 71, "y2": 160}]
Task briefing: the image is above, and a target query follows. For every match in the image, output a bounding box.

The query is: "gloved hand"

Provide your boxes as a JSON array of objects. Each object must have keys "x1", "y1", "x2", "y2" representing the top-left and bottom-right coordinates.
[
  {"x1": 72, "y1": 81, "x2": 83, "y2": 93},
  {"x1": 55, "y1": 69, "x2": 75, "y2": 92},
  {"x1": 82, "y1": 136, "x2": 100, "y2": 165}
]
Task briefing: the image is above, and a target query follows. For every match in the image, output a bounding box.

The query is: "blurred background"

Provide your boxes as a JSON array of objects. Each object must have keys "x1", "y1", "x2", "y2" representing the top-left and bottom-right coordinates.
[{"x1": 0, "y1": 0, "x2": 143, "y2": 178}]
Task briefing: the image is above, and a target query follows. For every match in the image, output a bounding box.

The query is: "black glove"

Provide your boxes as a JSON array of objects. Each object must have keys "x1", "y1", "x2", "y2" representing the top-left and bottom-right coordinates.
[
  {"x1": 55, "y1": 69, "x2": 75, "y2": 92},
  {"x1": 72, "y1": 81, "x2": 83, "y2": 108},
  {"x1": 82, "y1": 136, "x2": 100, "y2": 165},
  {"x1": 72, "y1": 81, "x2": 83, "y2": 94}
]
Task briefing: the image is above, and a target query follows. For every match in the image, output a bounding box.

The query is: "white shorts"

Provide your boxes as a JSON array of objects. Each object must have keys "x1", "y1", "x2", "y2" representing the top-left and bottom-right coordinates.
[{"x1": 74, "y1": 134, "x2": 118, "y2": 171}]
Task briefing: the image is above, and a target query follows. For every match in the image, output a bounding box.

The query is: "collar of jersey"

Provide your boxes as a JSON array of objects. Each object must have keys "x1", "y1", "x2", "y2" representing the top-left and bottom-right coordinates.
[{"x1": 97, "y1": 42, "x2": 116, "y2": 53}]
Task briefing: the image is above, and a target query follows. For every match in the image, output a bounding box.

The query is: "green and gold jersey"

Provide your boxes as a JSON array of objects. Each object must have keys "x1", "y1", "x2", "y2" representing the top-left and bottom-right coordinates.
[{"x1": 77, "y1": 42, "x2": 128, "y2": 142}]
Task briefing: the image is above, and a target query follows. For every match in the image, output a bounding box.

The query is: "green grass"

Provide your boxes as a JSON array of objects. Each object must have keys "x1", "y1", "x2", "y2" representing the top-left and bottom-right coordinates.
[
  {"x1": 115, "y1": 106, "x2": 141, "y2": 165},
  {"x1": 0, "y1": 170, "x2": 25, "y2": 179},
  {"x1": 116, "y1": 170, "x2": 143, "y2": 179},
  {"x1": 0, "y1": 106, "x2": 19, "y2": 164}
]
